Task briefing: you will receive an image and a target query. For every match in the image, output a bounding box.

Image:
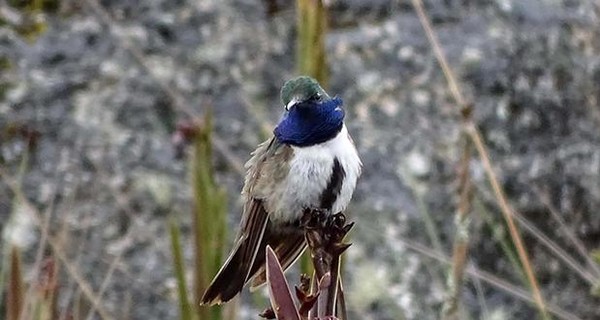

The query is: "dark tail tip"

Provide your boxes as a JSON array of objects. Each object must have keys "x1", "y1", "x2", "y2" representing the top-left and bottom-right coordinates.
[
  {"x1": 200, "y1": 248, "x2": 250, "y2": 305},
  {"x1": 200, "y1": 272, "x2": 246, "y2": 305}
]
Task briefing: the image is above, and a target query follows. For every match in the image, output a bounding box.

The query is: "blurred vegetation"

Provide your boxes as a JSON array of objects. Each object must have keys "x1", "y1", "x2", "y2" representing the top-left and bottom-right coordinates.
[
  {"x1": 296, "y1": 0, "x2": 328, "y2": 88},
  {"x1": 3, "y1": 0, "x2": 60, "y2": 42},
  {"x1": 593, "y1": 250, "x2": 600, "y2": 297},
  {"x1": 7, "y1": 0, "x2": 59, "y2": 11},
  {"x1": 190, "y1": 112, "x2": 228, "y2": 318},
  {"x1": 169, "y1": 112, "x2": 230, "y2": 320},
  {"x1": 296, "y1": 0, "x2": 329, "y2": 278},
  {"x1": 475, "y1": 198, "x2": 527, "y2": 284},
  {"x1": 169, "y1": 218, "x2": 195, "y2": 320},
  {"x1": 0, "y1": 56, "x2": 12, "y2": 100},
  {"x1": 6, "y1": 246, "x2": 24, "y2": 320}
]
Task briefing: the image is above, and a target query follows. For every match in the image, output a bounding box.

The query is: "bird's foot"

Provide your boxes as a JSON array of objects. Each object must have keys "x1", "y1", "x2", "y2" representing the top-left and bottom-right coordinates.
[
  {"x1": 300, "y1": 209, "x2": 354, "y2": 240},
  {"x1": 328, "y1": 212, "x2": 354, "y2": 244},
  {"x1": 301, "y1": 209, "x2": 354, "y2": 256},
  {"x1": 300, "y1": 207, "x2": 331, "y2": 229}
]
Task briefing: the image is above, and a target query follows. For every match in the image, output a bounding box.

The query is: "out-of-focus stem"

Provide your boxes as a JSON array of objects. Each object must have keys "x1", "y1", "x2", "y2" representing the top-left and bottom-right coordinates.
[
  {"x1": 442, "y1": 110, "x2": 474, "y2": 319},
  {"x1": 410, "y1": 0, "x2": 549, "y2": 318},
  {"x1": 296, "y1": 0, "x2": 330, "y2": 278}
]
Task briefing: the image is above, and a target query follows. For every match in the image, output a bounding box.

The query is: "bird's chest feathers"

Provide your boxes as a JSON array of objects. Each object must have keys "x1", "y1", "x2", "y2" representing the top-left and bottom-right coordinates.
[
  {"x1": 267, "y1": 127, "x2": 361, "y2": 223},
  {"x1": 286, "y1": 148, "x2": 335, "y2": 203}
]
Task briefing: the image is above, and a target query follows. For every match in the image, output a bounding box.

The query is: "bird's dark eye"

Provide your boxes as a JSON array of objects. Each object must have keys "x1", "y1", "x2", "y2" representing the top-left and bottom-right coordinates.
[{"x1": 313, "y1": 93, "x2": 322, "y2": 101}]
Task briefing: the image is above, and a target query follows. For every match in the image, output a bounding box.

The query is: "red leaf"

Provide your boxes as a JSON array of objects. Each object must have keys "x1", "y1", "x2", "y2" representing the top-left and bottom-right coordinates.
[{"x1": 265, "y1": 246, "x2": 301, "y2": 320}]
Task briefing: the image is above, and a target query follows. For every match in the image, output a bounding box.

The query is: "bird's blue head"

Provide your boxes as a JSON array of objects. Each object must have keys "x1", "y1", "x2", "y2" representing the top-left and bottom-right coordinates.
[{"x1": 274, "y1": 76, "x2": 345, "y2": 147}]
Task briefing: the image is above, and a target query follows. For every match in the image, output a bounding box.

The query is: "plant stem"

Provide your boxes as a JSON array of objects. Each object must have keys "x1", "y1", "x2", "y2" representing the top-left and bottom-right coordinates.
[
  {"x1": 442, "y1": 127, "x2": 474, "y2": 320},
  {"x1": 410, "y1": 0, "x2": 550, "y2": 317}
]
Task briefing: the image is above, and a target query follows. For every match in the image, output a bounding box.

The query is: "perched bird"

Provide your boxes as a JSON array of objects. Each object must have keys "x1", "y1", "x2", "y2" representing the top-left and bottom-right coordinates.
[{"x1": 201, "y1": 76, "x2": 362, "y2": 305}]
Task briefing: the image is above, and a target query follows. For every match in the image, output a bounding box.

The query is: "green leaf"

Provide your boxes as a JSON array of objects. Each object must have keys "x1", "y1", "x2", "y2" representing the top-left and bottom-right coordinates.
[{"x1": 169, "y1": 217, "x2": 195, "y2": 320}]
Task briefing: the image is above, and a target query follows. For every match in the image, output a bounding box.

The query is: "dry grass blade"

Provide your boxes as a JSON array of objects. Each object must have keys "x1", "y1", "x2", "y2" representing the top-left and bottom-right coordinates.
[
  {"x1": 467, "y1": 124, "x2": 550, "y2": 319},
  {"x1": 466, "y1": 267, "x2": 579, "y2": 320},
  {"x1": 57, "y1": 233, "x2": 92, "y2": 320},
  {"x1": 21, "y1": 187, "x2": 56, "y2": 320},
  {"x1": 0, "y1": 168, "x2": 113, "y2": 320},
  {"x1": 409, "y1": 0, "x2": 465, "y2": 107},
  {"x1": 396, "y1": 237, "x2": 581, "y2": 320},
  {"x1": 534, "y1": 187, "x2": 600, "y2": 278},
  {"x1": 85, "y1": 253, "x2": 123, "y2": 320},
  {"x1": 410, "y1": 0, "x2": 549, "y2": 318},
  {"x1": 472, "y1": 274, "x2": 490, "y2": 319},
  {"x1": 325, "y1": 256, "x2": 341, "y2": 316},
  {"x1": 442, "y1": 130, "x2": 474, "y2": 320},
  {"x1": 33, "y1": 257, "x2": 60, "y2": 320},
  {"x1": 7, "y1": 246, "x2": 24, "y2": 320},
  {"x1": 48, "y1": 237, "x2": 113, "y2": 320},
  {"x1": 513, "y1": 211, "x2": 597, "y2": 285}
]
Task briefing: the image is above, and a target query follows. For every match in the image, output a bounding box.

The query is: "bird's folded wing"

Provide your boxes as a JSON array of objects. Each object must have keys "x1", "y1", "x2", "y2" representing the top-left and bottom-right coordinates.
[{"x1": 248, "y1": 231, "x2": 307, "y2": 290}]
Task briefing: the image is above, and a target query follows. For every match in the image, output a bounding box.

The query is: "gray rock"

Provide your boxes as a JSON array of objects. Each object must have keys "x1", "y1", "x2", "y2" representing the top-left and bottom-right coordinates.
[{"x1": 1, "y1": 0, "x2": 599, "y2": 319}]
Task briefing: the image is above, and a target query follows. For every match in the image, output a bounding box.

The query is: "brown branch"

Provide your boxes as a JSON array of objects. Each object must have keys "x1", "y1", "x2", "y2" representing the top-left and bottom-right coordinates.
[
  {"x1": 7, "y1": 246, "x2": 24, "y2": 320},
  {"x1": 442, "y1": 108, "x2": 474, "y2": 320}
]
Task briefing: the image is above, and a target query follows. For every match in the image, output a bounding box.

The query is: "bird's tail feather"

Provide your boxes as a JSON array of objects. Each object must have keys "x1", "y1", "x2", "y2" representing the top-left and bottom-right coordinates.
[
  {"x1": 200, "y1": 239, "x2": 254, "y2": 305},
  {"x1": 200, "y1": 201, "x2": 270, "y2": 305}
]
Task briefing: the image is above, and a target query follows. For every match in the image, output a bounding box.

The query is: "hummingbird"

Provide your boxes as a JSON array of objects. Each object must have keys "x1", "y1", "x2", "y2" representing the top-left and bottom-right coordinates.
[{"x1": 201, "y1": 76, "x2": 362, "y2": 305}]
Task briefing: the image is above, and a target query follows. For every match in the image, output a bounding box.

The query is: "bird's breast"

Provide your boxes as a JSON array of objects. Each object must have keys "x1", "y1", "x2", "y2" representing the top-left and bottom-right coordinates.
[{"x1": 266, "y1": 125, "x2": 361, "y2": 224}]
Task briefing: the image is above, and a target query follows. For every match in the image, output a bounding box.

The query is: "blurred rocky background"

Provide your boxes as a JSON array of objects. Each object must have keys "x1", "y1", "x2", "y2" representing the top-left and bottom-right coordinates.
[{"x1": 1, "y1": 0, "x2": 599, "y2": 319}]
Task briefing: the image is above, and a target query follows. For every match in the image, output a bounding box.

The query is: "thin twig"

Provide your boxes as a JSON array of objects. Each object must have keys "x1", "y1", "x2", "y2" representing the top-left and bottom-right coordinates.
[
  {"x1": 410, "y1": 0, "x2": 549, "y2": 317},
  {"x1": 442, "y1": 118, "x2": 474, "y2": 320},
  {"x1": 85, "y1": 254, "x2": 123, "y2": 320},
  {"x1": 472, "y1": 274, "x2": 490, "y2": 320},
  {"x1": 468, "y1": 123, "x2": 549, "y2": 318},
  {"x1": 410, "y1": 0, "x2": 466, "y2": 107},
  {"x1": 49, "y1": 240, "x2": 113, "y2": 320},
  {"x1": 514, "y1": 212, "x2": 597, "y2": 285},
  {"x1": 58, "y1": 233, "x2": 89, "y2": 320},
  {"x1": 19, "y1": 197, "x2": 54, "y2": 320},
  {"x1": 533, "y1": 187, "x2": 600, "y2": 278},
  {"x1": 395, "y1": 237, "x2": 581, "y2": 320},
  {"x1": 0, "y1": 169, "x2": 113, "y2": 320}
]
